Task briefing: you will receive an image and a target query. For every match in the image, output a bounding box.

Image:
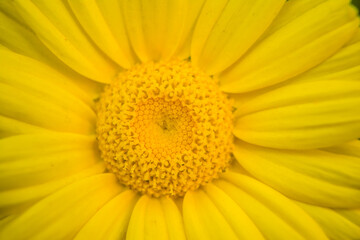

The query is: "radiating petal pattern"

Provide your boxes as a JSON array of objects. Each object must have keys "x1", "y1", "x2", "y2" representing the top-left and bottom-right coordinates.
[
  {"x1": 183, "y1": 190, "x2": 240, "y2": 240},
  {"x1": 0, "y1": 48, "x2": 96, "y2": 134},
  {"x1": 174, "y1": 0, "x2": 206, "y2": 59},
  {"x1": 234, "y1": 141, "x2": 360, "y2": 208},
  {"x1": 127, "y1": 196, "x2": 186, "y2": 240},
  {"x1": 122, "y1": 0, "x2": 187, "y2": 62},
  {"x1": 0, "y1": 116, "x2": 50, "y2": 138},
  {"x1": 219, "y1": 171, "x2": 328, "y2": 240},
  {"x1": 0, "y1": 9, "x2": 104, "y2": 96},
  {"x1": 75, "y1": 190, "x2": 138, "y2": 240},
  {"x1": 297, "y1": 202, "x2": 360, "y2": 240},
  {"x1": 233, "y1": 79, "x2": 360, "y2": 149},
  {"x1": 220, "y1": 0, "x2": 359, "y2": 93},
  {"x1": 0, "y1": 0, "x2": 359, "y2": 239},
  {"x1": 202, "y1": 184, "x2": 265, "y2": 240},
  {"x1": 191, "y1": 0, "x2": 285, "y2": 75},
  {"x1": 68, "y1": 0, "x2": 136, "y2": 69},
  {"x1": 0, "y1": 133, "x2": 104, "y2": 216},
  {"x1": 0, "y1": 174, "x2": 121, "y2": 239},
  {"x1": 12, "y1": 0, "x2": 119, "y2": 83}
]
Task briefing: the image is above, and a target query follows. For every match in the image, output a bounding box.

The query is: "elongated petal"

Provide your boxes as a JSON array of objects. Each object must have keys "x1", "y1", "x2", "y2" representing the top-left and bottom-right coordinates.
[
  {"x1": 122, "y1": 0, "x2": 187, "y2": 62},
  {"x1": 324, "y1": 140, "x2": 360, "y2": 157},
  {"x1": 0, "y1": 133, "x2": 98, "y2": 190},
  {"x1": 12, "y1": 0, "x2": 118, "y2": 83},
  {"x1": 75, "y1": 190, "x2": 138, "y2": 240},
  {"x1": 0, "y1": 47, "x2": 95, "y2": 107},
  {"x1": 0, "y1": 11, "x2": 57, "y2": 67},
  {"x1": 234, "y1": 80, "x2": 360, "y2": 149},
  {"x1": 0, "y1": 49, "x2": 97, "y2": 134},
  {"x1": 0, "y1": 163, "x2": 105, "y2": 218},
  {"x1": 0, "y1": 116, "x2": 49, "y2": 138},
  {"x1": 0, "y1": 173, "x2": 121, "y2": 239},
  {"x1": 297, "y1": 202, "x2": 360, "y2": 239},
  {"x1": 183, "y1": 190, "x2": 239, "y2": 240},
  {"x1": 291, "y1": 29, "x2": 360, "y2": 82},
  {"x1": 220, "y1": 0, "x2": 358, "y2": 93},
  {"x1": 0, "y1": 11, "x2": 103, "y2": 98},
  {"x1": 0, "y1": 133, "x2": 104, "y2": 215},
  {"x1": 127, "y1": 196, "x2": 186, "y2": 240},
  {"x1": 234, "y1": 141, "x2": 360, "y2": 208},
  {"x1": 68, "y1": 0, "x2": 136, "y2": 68},
  {"x1": 191, "y1": 0, "x2": 285, "y2": 75},
  {"x1": 220, "y1": 172, "x2": 328, "y2": 240},
  {"x1": 215, "y1": 180, "x2": 305, "y2": 240},
  {"x1": 0, "y1": 83, "x2": 94, "y2": 134},
  {"x1": 160, "y1": 197, "x2": 187, "y2": 240},
  {"x1": 337, "y1": 209, "x2": 360, "y2": 227},
  {"x1": 174, "y1": 0, "x2": 206, "y2": 59},
  {"x1": 203, "y1": 184, "x2": 265, "y2": 239}
]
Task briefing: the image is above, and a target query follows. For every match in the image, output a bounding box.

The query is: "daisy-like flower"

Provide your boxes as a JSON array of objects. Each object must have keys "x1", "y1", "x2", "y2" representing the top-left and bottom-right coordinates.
[{"x1": 1, "y1": 0, "x2": 360, "y2": 239}]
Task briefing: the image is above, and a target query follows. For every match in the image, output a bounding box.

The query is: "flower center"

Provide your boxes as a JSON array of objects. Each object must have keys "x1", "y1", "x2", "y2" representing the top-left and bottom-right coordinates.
[{"x1": 96, "y1": 60, "x2": 233, "y2": 197}]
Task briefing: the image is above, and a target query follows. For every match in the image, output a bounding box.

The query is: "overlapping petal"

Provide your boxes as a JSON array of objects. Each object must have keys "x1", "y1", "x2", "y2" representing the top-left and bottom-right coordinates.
[
  {"x1": 12, "y1": 0, "x2": 119, "y2": 83},
  {"x1": 183, "y1": 171, "x2": 327, "y2": 240},
  {"x1": 122, "y1": 0, "x2": 187, "y2": 62},
  {"x1": 127, "y1": 196, "x2": 186, "y2": 240},
  {"x1": 0, "y1": 133, "x2": 104, "y2": 217},
  {"x1": 0, "y1": 48, "x2": 96, "y2": 134},
  {"x1": 75, "y1": 190, "x2": 138, "y2": 240},
  {"x1": 0, "y1": 174, "x2": 121, "y2": 239},
  {"x1": 220, "y1": 0, "x2": 359, "y2": 93},
  {"x1": 234, "y1": 141, "x2": 360, "y2": 208},
  {"x1": 191, "y1": 0, "x2": 285, "y2": 75},
  {"x1": 68, "y1": 0, "x2": 136, "y2": 69},
  {"x1": 297, "y1": 202, "x2": 360, "y2": 239},
  {"x1": 233, "y1": 79, "x2": 360, "y2": 149}
]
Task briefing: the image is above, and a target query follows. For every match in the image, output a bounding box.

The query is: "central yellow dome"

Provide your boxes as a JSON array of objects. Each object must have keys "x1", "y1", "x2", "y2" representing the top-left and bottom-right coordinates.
[{"x1": 96, "y1": 60, "x2": 233, "y2": 197}]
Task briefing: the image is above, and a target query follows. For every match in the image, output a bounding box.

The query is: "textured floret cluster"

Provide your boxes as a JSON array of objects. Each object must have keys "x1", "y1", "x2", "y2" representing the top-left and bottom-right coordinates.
[{"x1": 97, "y1": 60, "x2": 233, "y2": 197}]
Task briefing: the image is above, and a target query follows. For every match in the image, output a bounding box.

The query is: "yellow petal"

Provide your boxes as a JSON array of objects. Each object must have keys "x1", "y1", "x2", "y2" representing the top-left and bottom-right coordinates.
[
  {"x1": 127, "y1": 196, "x2": 185, "y2": 240},
  {"x1": 0, "y1": 133, "x2": 99, "y2": 190},
  {"x1": 126, "y1": 196, "x2": 159, "y2": 240},
  {"x1": 160, "y1": 197, "x2": 187, "y2": 240},
  {"x1": 324, "y1": 140, "x2": 360, "y2": 157},
  {"x1": 220, "y1": 0, "x2": 358, "y2": 93},
  {"x1": 191, "y1": 0, "x2": 285, "y2": 75},
  {"x1": 0, "y1": 82, "x2": 95, "y2": 134},
  {"x1": 203, "y1": 184, "x2": 265, "y2": 239},
  {"x1": 68, "y1": 0, "x2": 136, "y2": 68},
  {"x1": 0, "y1": 173, "x2": 121, "y2": 239},
  {"x1": 75, "y1": 190, "x2": 138, "y2": 240},
  {"x1": 0, "y1": 162, "x2": 105, "y2": 218},
  {"x1": 337, "y1": 208, "x2": 360, "y2": 227},
  {"x1": 183, "y1": 190, "x2": 240, "y2": 240},
  {"x1": 0, "y1": 47, "x2": 96, "y2": 109},
  {"x1": 234, "y1": 141, "x2": 360, "y2": 208},
  {"x1": 174, "y1": 0, "x2": 206, "y2": 59},
  {"x1": 234, "y1": 80, "x2": 360, "y2": 149},
  {"x1": 221, "y1": 171, "x2": 328, "y2": 240},
  {"x1": 0, "y1": 11, "x2": 103, "y2": 98},
  {"x1": 291, "y1": 28, "x2": 360, "y2": 82},
  {"x1": 0, "y1": 133, "x2": 94, "y2": 159},
  {"x1": 0, "y1": 1, "x2": 24, "y2": 24},
  {"x1": 215, "y1": 179, "x2": 305, "y2": 240},
  {"x1": 12, "y1": 0, "x2": 118, "y2": 83},
  {"x1": 0, "y1": 11, "x2": 56, "y2": 67},
  {"x1": 122, "y1": 0, "x2": 187, "y2": 62},
  {"x1": 0, "y1": 116, "x2": 49, "y2": 138},
  {"x1": 297, "y1": 202, "x2": 360, "y2": 240}
]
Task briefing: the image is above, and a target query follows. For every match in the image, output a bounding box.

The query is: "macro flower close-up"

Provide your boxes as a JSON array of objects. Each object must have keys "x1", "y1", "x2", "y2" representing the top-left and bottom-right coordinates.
[{"x1": 1, "y1": 0, "x2": 360, "y2": 239}]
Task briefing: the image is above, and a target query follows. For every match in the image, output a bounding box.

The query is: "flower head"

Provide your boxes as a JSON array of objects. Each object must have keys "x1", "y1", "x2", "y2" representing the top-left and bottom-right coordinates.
[{"x1": 0, "y1": 0, "x2": 360, "y2": 239}]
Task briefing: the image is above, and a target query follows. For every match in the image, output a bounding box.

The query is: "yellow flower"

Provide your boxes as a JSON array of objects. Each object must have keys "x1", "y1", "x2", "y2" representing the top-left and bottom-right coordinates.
[{"x1": 0, "y1": 0, "x2": 360, "y2": 239}]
